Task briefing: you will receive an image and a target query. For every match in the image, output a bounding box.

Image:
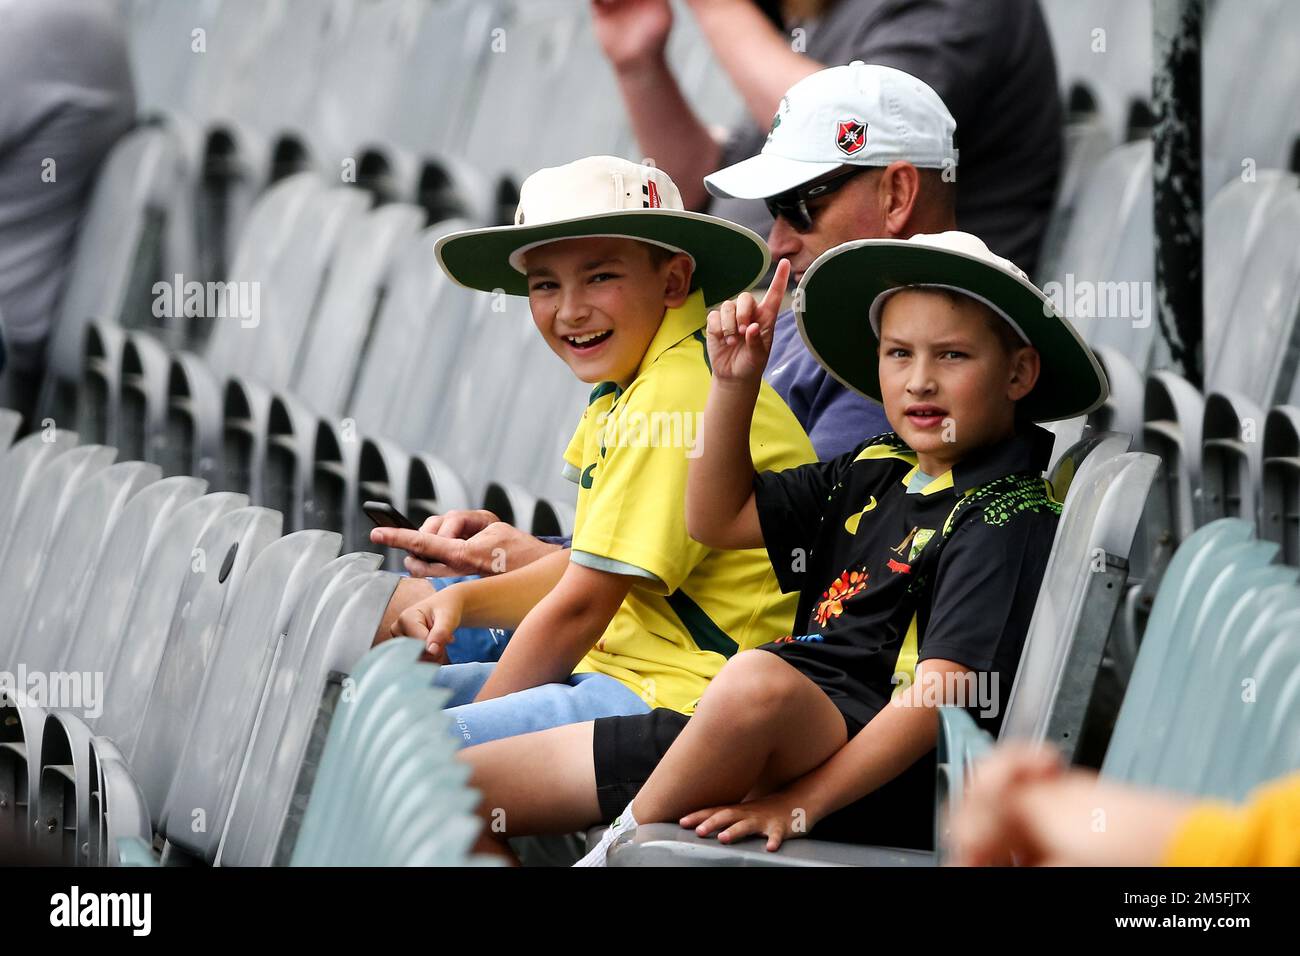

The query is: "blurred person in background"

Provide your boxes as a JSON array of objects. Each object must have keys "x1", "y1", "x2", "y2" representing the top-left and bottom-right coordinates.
[
  {"x1": 0, "y1": 0, "x2": 135, "y2": 428},
  {"x1": 590, "y1": 0, "x2": 1062, "y2": 276},
  {"x1": 949, "y1": 743, "x2": 1300, "y2": 866}
]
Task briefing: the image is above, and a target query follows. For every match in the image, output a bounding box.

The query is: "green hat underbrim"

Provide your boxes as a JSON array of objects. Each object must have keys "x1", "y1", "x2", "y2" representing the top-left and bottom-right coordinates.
[
  {"x1": 795, "y1": 240, "x2": 1109, "y2": 423},
  {"x1": 434, "y1": 210, "x2": 770, "y2": 306}
]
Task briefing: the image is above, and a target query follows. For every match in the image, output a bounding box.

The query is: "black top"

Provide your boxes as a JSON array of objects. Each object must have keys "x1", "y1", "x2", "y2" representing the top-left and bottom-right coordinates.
[
  {"x1": 752, "y1": 422, "x2": 1060, "y2": 735},
  {"x1": 711, "y1": 0, "x2": 1063, "y2": 276}
]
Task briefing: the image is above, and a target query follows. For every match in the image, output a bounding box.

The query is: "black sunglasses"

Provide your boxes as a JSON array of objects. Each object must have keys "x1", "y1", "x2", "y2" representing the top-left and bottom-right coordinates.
[{"x1": 764, "y1": 165, "x2": 872, "y2": 233}]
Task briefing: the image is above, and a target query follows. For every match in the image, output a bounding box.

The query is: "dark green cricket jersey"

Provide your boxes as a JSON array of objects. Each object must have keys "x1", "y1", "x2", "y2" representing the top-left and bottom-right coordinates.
[{"x1": 752, "y1": 421, "x2": 1061, "y2": 736}]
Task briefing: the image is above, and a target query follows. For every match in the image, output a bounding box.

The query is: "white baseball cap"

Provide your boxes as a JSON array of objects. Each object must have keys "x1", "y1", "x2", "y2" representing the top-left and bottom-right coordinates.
[{"x1": 704, "y1": 62, "x2": 959, "y2": 201}]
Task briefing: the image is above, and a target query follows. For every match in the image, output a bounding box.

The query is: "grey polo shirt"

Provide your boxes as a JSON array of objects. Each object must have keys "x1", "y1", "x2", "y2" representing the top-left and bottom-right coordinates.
[
  {"x1": 710, "y1": 0, "x2": 1063, "y2": 276},
  {"x1": 0, "y1": 0, "x2": 135, "y2": 362}
]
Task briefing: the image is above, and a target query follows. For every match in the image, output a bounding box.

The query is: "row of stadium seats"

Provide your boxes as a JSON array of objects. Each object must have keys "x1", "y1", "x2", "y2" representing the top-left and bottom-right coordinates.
[
  {"x1": 1042, "y1": 0, "x2": 1300, "y2": 196},
  {"x1": 119, "y1": 0, "x2": 741, "y2": 289},
  {"x1": 0, "y1": 418, "x2": 482, "y2": 866},
  {"x1": 0, "y1": 404, "x2": 1163, "y2": 866}
]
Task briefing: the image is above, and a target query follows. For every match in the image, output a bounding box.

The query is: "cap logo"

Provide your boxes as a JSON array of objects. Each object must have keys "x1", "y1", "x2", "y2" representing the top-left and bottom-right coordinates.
[
  {"x1": 835, "y1": 118, "x2": 867, "y2": 156},
  {"x1": 642, "y1": 180, "x2": 661, "y2": 208},
  {"x1": 766, "y1": 97, "x2": 789, "y2": 144}
]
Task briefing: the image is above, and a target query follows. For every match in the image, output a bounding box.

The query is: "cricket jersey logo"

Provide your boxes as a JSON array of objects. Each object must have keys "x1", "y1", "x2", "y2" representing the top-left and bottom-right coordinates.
[
  {"x1": 836, "y1": 118, "x2": 867, "y2": 156},
  {"x1": 891, "y1": 526, "x2": 935, "y2": 562}
]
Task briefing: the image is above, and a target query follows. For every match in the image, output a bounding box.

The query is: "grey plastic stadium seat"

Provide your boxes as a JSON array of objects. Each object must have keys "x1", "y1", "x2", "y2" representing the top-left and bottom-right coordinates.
[
  {"x1": 1041, "y1": 0, "x2": 1152, "y2": 144},
  {"x1": 1261, "y1": 406, "x2": 1300, "y2": 565},
  {"x1": 91, "y1": 492, "x2": 252, "y2": 749},
  {"x1": 260, "y1": 205, "x2": 427, "y2": 530},
  {"x1": 1147, "y1": 563, "x2": 1298, "y2": 795},
  {"x1": 1203, "y1": 0, "x2": 1300, "y2": 193},
  {"x1": 1089, "y1": 347, "x2": 1144, "y2": 444},
  {"x1": 1203, "y1": 0, "x2": 1286, "y2": 194},
  {"x1": 218, "y1": 186, "x2": 373, "y2": 500},
  {"x1": 158, "y1": 530, "x2": 342, "y2": 864},
  {"x1": 1101, "y1": 518, "x2": 1256, "y2": 782},
  {"x1": 1102, "y1": 520, "x2": 1300, "y2": 802},
  {"x1": 1045, "y1": 141, "x2": 1156, "y2": 370},
  {"x1": 38, "y1": 126, "x2": 193, "y2": 424},
  {"x1": 0, "y1": 408, "x2": 21, "y2": 451},
  {"x1": 0, "y1": 487, "x2": 232, "y2": 856},
  {"x1": 6, "y1": 461, "x2": 162, "y2": 673},
  {"x1": 1140, "y1": 371, "x2": 1206, "y2": 554},
  {"x1": 25, "y1": 502, "x2": 280, "y2": 863},
  {"x1": 115, "y1": 173, "x2": 328, "y2": 480},
  {"x1": 1200, "y1": 390, "x2": 1266, "y2": 527},
  {"x1": 1203, "y1": 172, "x2": 1300, "y2": 358},
  {"x1": 289, "y1": 639, "x2": 484, "y2": 867},
  {"x1": 0, "y1": 444, "x2": 118, "y2": 665},
  {"x1": 57, "y1": 476, "x2": 208, "y2": 678},
  {"x1": 1004, "y1": 452, "x2": 1160, "y2": 756},
  {"x1": 217, "y1": 555, "x2": 397, "y2": 866},
  {"x1": 1035, "y1": 116, "x2": 1116, "y2": 287},
  {"x1": 1047, "y1": 431, "x2": 1130, "y2": 505},
  {"x1": 78, "y1": 323, "x2": 127, "y2": 447},
  {"x1": 1210, "y1": 189, "x2": 1300, "y2": 406},
  {"x1": 1043, "y1": 418, "x2": 1088, "y2": 478},
  {"x1": 0, "y1": 430, "x2": 79, "y2": 552},
  {"x1": 126, "y1": 506, "x2": 283, "y2": 818},
  {"x1": 93, "y1": 755, "x2": 152, "y2": 868}
]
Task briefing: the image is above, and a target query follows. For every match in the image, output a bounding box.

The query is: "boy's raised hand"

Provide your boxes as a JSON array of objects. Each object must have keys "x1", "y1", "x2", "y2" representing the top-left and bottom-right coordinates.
[{"x1": 705, "y1": 259, "x2": 790, "y2": 384}]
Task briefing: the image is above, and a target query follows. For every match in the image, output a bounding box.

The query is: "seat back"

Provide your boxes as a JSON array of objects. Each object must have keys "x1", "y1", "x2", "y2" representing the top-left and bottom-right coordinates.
[{"x1": 160, "y1": 529, "x2": 342, "y2": 860}]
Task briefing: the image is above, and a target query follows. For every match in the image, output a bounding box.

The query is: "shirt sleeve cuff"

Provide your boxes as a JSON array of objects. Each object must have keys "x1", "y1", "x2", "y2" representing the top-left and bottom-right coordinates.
[{"x1": 571, "y1": 549, "x2": 661, "y2": 585}]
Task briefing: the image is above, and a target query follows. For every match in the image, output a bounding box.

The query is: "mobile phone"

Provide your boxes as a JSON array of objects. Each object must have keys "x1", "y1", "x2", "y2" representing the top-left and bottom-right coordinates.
[{"x1": 363, "y1": 500, "x2": 418, "y2": 531}]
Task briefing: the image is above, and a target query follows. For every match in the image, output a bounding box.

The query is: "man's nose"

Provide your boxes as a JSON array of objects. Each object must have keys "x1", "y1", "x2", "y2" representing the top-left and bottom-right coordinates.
[{"x1": 767, "y1": 215, "x2": 801, "y2": 262}]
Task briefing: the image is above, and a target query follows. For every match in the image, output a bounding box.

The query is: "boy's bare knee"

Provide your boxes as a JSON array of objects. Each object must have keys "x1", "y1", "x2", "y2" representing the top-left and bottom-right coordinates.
[
  {"x1": 699, "y1": 649, "x2": 803, "y2": 724},
  {"x1": 373, "y1": 576, "x2": 435, "y2": 645}
]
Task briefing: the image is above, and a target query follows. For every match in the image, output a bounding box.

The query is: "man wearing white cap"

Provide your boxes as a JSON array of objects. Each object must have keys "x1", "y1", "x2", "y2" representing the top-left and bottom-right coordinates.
[{"x1": 711, "y1": 61, "x2": 962, "y2": 460}]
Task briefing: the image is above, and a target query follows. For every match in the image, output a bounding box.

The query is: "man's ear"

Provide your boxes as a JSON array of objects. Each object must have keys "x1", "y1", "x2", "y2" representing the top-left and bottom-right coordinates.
[
  {"x1": 880, "y1": 161, "x2": 922, "y2": 237},
  {"x1": 663, "y1": 253, "x2": 694, "y2": 307},
  {"x1": 1007, "y1": 346, "x2": 1042, "y2": 402}
]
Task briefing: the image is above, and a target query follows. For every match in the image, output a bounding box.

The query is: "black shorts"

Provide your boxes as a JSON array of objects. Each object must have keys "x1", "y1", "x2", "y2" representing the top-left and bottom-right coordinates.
[{"x1": 592, "y1": 707, "x2": 937, "y2": 850}]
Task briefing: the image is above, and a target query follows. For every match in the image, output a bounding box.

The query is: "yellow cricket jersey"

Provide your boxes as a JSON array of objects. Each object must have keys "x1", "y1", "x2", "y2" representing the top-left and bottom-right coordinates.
[
  {"x1": 562, "y1": 290, "x2": 816, "y2": 713},
  {"x1": 1162, "y1": 771, "x2": 1300, "y2": 867}
]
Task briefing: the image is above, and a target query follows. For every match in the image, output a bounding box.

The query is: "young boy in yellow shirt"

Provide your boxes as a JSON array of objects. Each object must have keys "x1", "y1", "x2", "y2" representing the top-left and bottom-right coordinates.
[{"x1": 388, "y1": 156, "x2": 815, "y2": 746}]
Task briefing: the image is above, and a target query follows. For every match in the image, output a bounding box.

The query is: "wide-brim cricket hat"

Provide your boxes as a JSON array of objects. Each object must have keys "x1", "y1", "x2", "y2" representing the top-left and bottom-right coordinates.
[
  {"x1": 704, "y1": 62, "x2": 958, "y2": 201},
  {"x1": 795, "y1": 231, "x2": 1108, "y2": 423},
  {"x1": 435, "y1": 155, "x2": 770, "y2": 305}
]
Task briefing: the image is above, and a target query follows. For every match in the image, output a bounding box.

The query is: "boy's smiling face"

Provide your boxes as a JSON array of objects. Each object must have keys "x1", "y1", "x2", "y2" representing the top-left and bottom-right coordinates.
[
  {"x1": 523, "y1": 236, "x2": 693, "y2": 386},
  {"x1": 877, "y1": 288, "x2": 1040, "y2": 477}
]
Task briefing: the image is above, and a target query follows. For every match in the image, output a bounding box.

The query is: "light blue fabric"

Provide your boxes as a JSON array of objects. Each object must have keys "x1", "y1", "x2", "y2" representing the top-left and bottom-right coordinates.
[
  {"x1": 428, "y1": 574, "x2": 513, "y2": 664},
  {"x1": 907, "y1": 468, "x2": 936, "y2": 494},
  {"x1": 434, "y1": 662, "x2": 652, "y2": 747}
]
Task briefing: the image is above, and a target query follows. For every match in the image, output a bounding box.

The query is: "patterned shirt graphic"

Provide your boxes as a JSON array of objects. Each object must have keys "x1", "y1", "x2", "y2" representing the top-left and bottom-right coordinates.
[{"x1": 752, "y1": 423, "x2": 1061, "y2": 736}]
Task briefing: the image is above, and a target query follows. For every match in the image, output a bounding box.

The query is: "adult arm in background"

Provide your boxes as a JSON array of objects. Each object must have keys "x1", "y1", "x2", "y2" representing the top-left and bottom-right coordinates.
[
  {"x1": 371, "y1": 509, "x2": 563, "y2": 576},
  {"x1": 590, "y1": 0, "x2": 821, "y2": 210}
]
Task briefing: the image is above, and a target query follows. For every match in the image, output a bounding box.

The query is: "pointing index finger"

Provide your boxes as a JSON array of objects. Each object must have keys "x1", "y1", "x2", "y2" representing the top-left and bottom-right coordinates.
[{"x1": 758, "y1": 259, "x2": 791, "y2": 321}]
